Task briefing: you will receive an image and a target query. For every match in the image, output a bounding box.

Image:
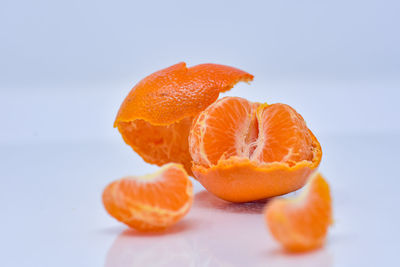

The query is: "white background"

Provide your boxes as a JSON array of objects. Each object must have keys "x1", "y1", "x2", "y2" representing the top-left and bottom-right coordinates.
[{"x1": 1, "y1": 0, "x2": 399, "y2": 266}]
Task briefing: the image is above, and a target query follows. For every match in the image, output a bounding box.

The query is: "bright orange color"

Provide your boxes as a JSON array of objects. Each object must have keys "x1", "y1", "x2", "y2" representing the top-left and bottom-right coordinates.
[
  {"x1": 189, "y1": 97, "x2": 322, "y2": 202},
  {"x1": 264, "y1": 173, "x2": 332, "y2": 252},
  {"x1": 102, "y1": 163, "x2": 193, "y2": 231},
  {"x1": 114, "y1": 63, "x2": 253, "y2": 174}
]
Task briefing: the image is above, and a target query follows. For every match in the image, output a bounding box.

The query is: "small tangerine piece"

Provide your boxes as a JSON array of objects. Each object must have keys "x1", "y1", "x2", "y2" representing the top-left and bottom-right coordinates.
[
  {"x1": 102, "y1": 163, "x2": 193, "y2": 231},
  {"x1": 264, "y1": 173, "x2": 333, "y2": 252}
]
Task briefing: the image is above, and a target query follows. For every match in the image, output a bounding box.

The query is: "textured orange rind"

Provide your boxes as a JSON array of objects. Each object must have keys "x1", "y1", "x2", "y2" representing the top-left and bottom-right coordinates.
[
  {"x1": 114, "y1": 62, "x2": 253, "y2": 126},
  {"x1": 114, "y1": 63, "x2": 253, "y2": 174}
]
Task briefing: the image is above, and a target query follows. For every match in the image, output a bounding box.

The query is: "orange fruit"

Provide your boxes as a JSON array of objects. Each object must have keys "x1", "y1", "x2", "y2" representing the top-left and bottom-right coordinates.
[
  {"x1": 264, "y1": 173, "x2": 333, "y2": 252},
  {"x1": 189, "y1": 96, "x2": 322, "y2": 202},
  {"x1": 114, "y1": 62, "x2": 253, "y2": 174},
  {"x1": 102, "y1": 163, "x2": 193, "y2": 231}
]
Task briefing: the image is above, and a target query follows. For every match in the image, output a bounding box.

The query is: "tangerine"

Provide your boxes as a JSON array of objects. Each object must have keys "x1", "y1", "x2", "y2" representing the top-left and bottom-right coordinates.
[{"x1": 189, "y1": 96, "x2": 322, "y2": 202}]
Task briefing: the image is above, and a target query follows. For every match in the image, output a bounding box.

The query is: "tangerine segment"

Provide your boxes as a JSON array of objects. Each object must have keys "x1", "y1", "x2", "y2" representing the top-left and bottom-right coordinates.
[
  {"x1": 264, "y1": 173, "x2": 333, "y2": 252},
  {"x1": 190, "y1": 97, "x2": 260, "y2": 167},
  {"x1": 253, "y1": 103, "x2": 314, "y2": 165},
  {"x1": 192, "y1": 132, "x2": 321, "y2": 202},
  {"x1": 114, "y1": 63, "x2": 253, "y2": 174},
  {"x1": 102, "y1": 163, "x2": 193, "y2": 231}
]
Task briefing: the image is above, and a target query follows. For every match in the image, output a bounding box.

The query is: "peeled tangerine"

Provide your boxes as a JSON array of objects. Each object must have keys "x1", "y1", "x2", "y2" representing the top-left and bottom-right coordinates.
[
  {"x1": 264, "y1": 173, "x2": 333, "y2": 252},
  {"x1": 114, "y1": 62, "x2": 253, "y2": 175},
  {"x1": 189, "y1": 96, "x2": 322, "y2": 202},
  {"x1": 102, "y1": 163, "x2": 193, "y2": 231}
]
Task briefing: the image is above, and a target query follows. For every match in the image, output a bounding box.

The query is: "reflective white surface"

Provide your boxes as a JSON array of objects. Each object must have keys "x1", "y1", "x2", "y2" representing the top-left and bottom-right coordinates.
[{"x1": 1, "y1": 132, "x2": 399, "y2": 266}]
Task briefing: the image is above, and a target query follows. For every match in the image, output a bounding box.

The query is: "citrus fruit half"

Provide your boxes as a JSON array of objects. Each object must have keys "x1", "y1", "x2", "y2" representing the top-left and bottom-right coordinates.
[
  {"x1": 189, "y1": 96, "x2": 322, "y2": 202},
  {"x1": 114, "y1": 63, "x2": 253, "y2": 174},
  {"x1": 264, "y1": 173, "x2": 332, "y2": 252},
  {"x1": 102, "y1": 163, "x2": 193, "y2": 231}
]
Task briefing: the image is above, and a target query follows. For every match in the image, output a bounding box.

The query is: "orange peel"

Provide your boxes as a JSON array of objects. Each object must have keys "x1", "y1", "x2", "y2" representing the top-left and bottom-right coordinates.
[{"x1": 114, "y1": 62, "x2": 253, "y2": 174}]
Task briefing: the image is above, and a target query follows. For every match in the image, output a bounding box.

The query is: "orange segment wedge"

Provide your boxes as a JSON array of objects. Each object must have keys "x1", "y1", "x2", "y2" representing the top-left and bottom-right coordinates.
[
  {"x1": 114, "y1": 62, "x2": 253, "y2": 174},
  {"x1": 264, "y1": 173, "x2": 333, "y2": 252},
  {"x1": 102, "y1": 163, "x2": 193, "y2": 231},
  {"x1": 189, "y1": 96, "x2": 322, "y2": 202}
]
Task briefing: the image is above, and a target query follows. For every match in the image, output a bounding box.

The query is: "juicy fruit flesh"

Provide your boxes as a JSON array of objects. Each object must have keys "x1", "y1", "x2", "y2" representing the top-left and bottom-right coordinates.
[
  {"x1": 190, "y1": 98, "x2": 259, "y2": 166},
  {"x1": 265, "y1": 173, "x2": 332, "y2": 252},
  {"x1": 190, "y1": 97, "x2": 315, "y2": 168},
  {"x1": 102, "y1": 163, "x2": 193, "y2": 231},
  {"x1": 254, "y1": 102, "x2": 314, "y2": 165}
]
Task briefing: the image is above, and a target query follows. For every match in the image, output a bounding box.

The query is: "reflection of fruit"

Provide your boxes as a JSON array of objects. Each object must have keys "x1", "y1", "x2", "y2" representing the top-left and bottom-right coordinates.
[
  {"x1": 114, "y1": 62, "x2": 253, "y2": 174},
  {"x1": 189, "y1": 96, "x2": 322, "y2": 202},
  {"x1": 105, "y1": 229, "x2": 235, "y2": 267},
  {"x1": 102, "y1": 163, "x2": 193, "y2": 231},
  {"x1": 265, "y1": 173, "x2": 332, "y2": 252}
]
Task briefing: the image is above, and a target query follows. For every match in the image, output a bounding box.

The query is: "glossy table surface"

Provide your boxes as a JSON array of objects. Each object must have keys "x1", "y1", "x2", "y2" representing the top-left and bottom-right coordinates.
[{"x1": 1, "y1": 133, "x2": 399, "y2": 267}]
